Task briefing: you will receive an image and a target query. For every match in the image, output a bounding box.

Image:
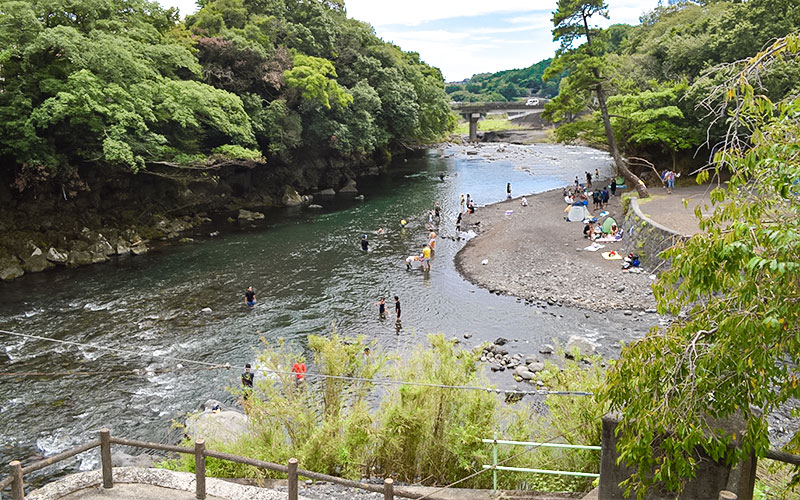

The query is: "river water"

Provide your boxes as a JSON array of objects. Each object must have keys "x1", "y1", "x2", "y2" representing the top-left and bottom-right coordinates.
[{"x1": 0, "y1": 143, "x2": 651, "y2": 479}]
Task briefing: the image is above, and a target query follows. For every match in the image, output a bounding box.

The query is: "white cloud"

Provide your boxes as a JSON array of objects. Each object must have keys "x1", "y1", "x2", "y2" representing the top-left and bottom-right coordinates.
[
  {"x1": 159, "y1": 0, "x2": 197, "y2": 17},
  {"x1": 345, "y1": 0, "x2": 548, "y2": 27},
  {"x1": 155, "y1": 0, "x2": 662, "y2": 80}
]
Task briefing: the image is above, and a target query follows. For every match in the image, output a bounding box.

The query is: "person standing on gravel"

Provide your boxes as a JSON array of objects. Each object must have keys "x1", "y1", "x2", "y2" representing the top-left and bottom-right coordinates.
[{"x1": 506, "y1": 182, "x2": 512, "y2": 199}]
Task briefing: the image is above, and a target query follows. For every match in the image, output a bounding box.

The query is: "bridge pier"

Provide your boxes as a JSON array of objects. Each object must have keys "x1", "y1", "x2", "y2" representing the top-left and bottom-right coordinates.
[{"x1": 468, "y1": 113, "x2": 480, "y2": 143}]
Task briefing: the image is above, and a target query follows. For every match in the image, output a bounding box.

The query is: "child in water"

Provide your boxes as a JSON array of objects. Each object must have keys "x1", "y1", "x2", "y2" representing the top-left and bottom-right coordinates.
[{"x1": 377, "y1": 297, "x2": 386, "y2": 318}]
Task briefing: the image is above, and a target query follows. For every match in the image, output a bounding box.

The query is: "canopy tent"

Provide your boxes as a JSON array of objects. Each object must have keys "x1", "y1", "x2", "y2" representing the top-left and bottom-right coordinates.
[
  {"x1": 566, "y1": 204, "x2": 591, "y2": 222},
  {"x1": 601, "y1": 216, "x2": 618, "y2": 233}
]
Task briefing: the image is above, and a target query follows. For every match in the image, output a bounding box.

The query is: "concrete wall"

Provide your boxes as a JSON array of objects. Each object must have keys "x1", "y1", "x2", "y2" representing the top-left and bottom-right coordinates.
[
  {"x1": 619, "y1": 197, "x2": 688, "y2": 269},
  {"x1": 599, "y1": 415, "x2": 755, "y2": 500}
]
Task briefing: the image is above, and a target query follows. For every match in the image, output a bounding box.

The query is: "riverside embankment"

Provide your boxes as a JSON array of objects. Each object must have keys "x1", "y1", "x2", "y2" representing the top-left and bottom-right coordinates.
[{"x1": 0, "y1": 142, "x2": 657, "y2": 482}]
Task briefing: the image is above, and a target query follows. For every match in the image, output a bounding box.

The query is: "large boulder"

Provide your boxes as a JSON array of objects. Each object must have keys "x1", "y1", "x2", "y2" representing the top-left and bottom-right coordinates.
[
  {"x1": 0, "y1": 256, "x2": 24, "y2": 281},
  {"x1": 238, "y1": 209, "x2": 265, "y2": 221},
  {"x1": 566, "y1": 336, "x2": 596, "y2": 358},
  {"x1": 130, "y1": 242, "x2": 148, "y2": 256},
  {"x1": 88, "y1": 242, "x2": 111, "y2": 263},
  {"x1": 67, "y1": 251, "x2": 93, "y2": 267},
  {"x1": 282, "y1": 186, "x2": 303, "y2": 207},
  {"x1": 111, "y1": 450, "x2": 154, "y2": 468},
  {"x1": 185, "y1": 400, "x2": 249, "y2": 445},
  {"x1": 22, "y1": 253, "x2": 54, "y2": 273},
  {"x1": 115, "y1": 241, "x2": 131, "y2": 256},
  {"x1": 46, "y1": 247, "x2": 69, "y2": 264},
  {"x1": 337, "y1": 179, "x2": 358, "y2": 196},
  {"x1": 314, "y1": 188, "x2": 336, "y2": 198}
]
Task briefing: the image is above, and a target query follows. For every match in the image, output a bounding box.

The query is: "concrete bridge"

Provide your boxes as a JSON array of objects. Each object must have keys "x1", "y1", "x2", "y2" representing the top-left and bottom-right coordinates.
[{"x1": 451, "y1": 101, "x2": 548, "y2": 141}]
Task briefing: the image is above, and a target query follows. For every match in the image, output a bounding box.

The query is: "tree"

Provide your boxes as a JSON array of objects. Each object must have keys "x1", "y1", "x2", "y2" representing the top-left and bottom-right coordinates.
[
  {"x1": 607, "y1": 82, "x2": 702, "y2": 169},
  {"x1": 282, "y1": 53, "x2": 352, "y2": 109},
  {"x1": 600, "y1": 33, "x2": 800, "y2": 497},
  {"x1": 548, "y1": 0, "x2": 650, "y2": 197}
]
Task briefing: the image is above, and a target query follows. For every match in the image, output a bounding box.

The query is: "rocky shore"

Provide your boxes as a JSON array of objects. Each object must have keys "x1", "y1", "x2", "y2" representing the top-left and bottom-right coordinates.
[
  {"x1": 0, "y1": 172, "x2": 367, "y2": 281},
  {"x1": 455, "y1": 188, "x2": 658, "y2": 313}
]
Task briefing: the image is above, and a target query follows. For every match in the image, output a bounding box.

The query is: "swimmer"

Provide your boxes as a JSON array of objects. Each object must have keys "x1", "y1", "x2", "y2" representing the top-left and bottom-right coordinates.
[
  {"x1": 439, "y1": 173, "x2": 445, "y2": 181},
  {"x1": 361, "y1": 234, "x2": 369, "y2": 251},
  {"x1": 434, "y1": 202, "x2": 441, "y2": 219},
  {"x1": 377, "y1": 227, "x2": 384, "y2": 235},
  {"x1": 406, "y1": 255, "x2": 419, "y2": 270},
  {"x1": 460, "y1": 194, "x2": 465, "y2": 213},
  {"x1": 456, "y1": 212, "x2": 462, "y2": 231},
  {"x1": 400, "y1": 219, "x2": 408, "y2": 228}
]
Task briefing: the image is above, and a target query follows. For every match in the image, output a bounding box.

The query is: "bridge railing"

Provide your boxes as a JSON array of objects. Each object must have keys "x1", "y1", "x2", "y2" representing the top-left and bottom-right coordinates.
[{"x1": 0, "y1": 428, "x2": 417, "y2": 500}]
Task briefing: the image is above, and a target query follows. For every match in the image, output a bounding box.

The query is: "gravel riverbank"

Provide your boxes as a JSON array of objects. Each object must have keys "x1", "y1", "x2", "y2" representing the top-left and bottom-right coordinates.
[{"x1": 455, "y1": 188, "x2": 657, "y2": 313}]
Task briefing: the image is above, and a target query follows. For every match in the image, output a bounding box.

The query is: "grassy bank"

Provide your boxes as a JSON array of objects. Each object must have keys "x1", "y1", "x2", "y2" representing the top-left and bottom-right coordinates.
[
  {"x1": 161, "y1": 333, "x2": 605, "y2": 492},
  {"x1": 454, "y1": 117, "x2": 525, "y2": 135}
]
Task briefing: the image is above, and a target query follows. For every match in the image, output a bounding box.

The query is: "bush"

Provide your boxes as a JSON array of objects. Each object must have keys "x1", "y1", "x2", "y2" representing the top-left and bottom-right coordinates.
[{"x1": 161, "y1": 334, "x2": 606, "y2": 494}]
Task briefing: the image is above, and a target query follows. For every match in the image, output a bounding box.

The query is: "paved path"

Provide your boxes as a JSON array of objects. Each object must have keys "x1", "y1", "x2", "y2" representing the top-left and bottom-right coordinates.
[{"x1": 634, "y1": 183, "x2": 715, "y2": 236}]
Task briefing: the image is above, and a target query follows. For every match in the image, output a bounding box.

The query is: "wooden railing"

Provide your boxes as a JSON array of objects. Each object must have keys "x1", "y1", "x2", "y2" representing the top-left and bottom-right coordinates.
[{"x1": 0, "y1": 428, "x2": 421, "y2": 500}]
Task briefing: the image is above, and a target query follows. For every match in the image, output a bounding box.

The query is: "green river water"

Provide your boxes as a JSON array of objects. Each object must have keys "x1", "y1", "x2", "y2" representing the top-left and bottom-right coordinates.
[{"x1": 0, "y1": 143, "x2": 651, "y2": 479}]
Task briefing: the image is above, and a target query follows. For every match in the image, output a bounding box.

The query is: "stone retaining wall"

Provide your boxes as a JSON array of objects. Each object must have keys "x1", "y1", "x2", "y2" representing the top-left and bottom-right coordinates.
[{"x1": 619, "y1": 196, "x2": 689, "y2": 269}]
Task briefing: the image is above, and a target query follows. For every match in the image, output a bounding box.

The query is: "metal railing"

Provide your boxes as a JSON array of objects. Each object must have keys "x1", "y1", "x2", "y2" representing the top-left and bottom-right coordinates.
[
  {"x1": 0, "y1": 428, "x2": 421, "y2": 500},
  {"x1": 482, "y1": 437, "x2": 601, "y2": 490}
]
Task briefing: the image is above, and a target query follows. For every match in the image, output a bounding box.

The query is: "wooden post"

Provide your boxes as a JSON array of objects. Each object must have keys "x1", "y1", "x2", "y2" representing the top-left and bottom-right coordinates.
[
  {"x1": 288, "y1": 458, "x2": 298, "y2": 500},
  {"x1": 99, "y1": 428, "x2": 113, "y2": 489},
  {"x1": 492, "y1": 434, "x2": 498, "y2": 491},
  {"x1": 719, "y1": 491, "x2": 738, "y2": 500},
  {"x1": 9, "y1": 460, "x2": 24, "y2": 500},
  {"x1": 194, "y1": 439, "x2": 206, "y2": 500},
  {"x1": 383, "y1": 478, "x2": 394, "y2": 500}
]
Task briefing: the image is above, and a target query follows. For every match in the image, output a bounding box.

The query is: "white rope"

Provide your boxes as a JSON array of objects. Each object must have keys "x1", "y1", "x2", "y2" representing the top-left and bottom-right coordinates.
[{"x1": 0, "y1": 328, "x2": 593, "y2": 396}]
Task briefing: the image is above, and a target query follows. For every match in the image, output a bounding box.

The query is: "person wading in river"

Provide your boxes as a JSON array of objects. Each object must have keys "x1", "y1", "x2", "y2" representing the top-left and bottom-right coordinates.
[
  {"x1": 241, "y1": 363, "x2": 254, "y2": 401},
  {"x1": 245, "y1": 286, "x2": 256, "y2": 307},
  {"x1": 394, "y1": 295, "x2": 401, "y2": 322}
]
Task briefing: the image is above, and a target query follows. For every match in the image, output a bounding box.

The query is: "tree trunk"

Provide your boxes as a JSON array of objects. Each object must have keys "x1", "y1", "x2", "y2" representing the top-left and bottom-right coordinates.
[
  {"x1": 582, "y1": 12, "x2": 649, "y2": 198},
  {"x1": 594, "y1": 81, "x2": 649, "y2": 198}
]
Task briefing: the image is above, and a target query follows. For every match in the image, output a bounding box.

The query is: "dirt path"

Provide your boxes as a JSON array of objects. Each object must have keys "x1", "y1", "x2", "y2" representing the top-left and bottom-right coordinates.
[
  {"x1": 635, "y1": 183, "x2": 714, "y2": 236},
  {"x1": 455, "y1": 187, "x2": 658, "y2": 312}
]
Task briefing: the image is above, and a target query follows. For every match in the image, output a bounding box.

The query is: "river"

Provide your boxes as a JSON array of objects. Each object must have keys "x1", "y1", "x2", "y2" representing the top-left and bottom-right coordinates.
[{"x1": 0, "y1": 143, "x2": 652, "y2": 479}]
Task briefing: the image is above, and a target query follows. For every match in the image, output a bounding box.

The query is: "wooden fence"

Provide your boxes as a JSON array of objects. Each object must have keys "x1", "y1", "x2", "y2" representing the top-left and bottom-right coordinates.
[{"x1": 0, "y1": 428, "x2": 423, "y2": 500}]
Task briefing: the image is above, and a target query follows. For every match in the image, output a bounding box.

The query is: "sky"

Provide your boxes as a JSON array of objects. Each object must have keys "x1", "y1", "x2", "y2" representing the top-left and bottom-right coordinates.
[{"x1": 158, "y1": 0, "x2": 662, "y2": 81}]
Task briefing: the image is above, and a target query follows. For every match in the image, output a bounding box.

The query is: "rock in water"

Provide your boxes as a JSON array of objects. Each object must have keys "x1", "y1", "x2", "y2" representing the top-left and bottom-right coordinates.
[
  {"x1": 22, "y1": 253, "x2": 53, "y2": 273},
  {"x1": 538, "y1": 344, "x2": 554, "y2": 355},
  {"x1": 46, "y1": 247, "x2": 68, "y2": 264},
  {"x1": 201, "y1": 307, "x2": 213, "y2": 314},
  {"x1": 130, "y1": 242, "x2": 148, "y2": 256},
  {"x1": 282, "y1": 186, "x2": 303, "y2": 207},
  {"x1": 494, "y1": 337, "x2": 509, "y2": 346},
  {"x1": 66, "y1": 251, "x2": 93, "y2": 267},
  {"x1": 111, "y1": 450, "x2": 154, "y2": 468},
  {"x1": 0, "y1": 256, "x2": 24, "y2": 281},
  {"x1": 184, "y1": 403, "x2": 249, "y2": 445},
  {"x1": 337, "y1": 178, "x2": 359, "y2": 196},
  {"x1": 238, "y1": 209, "x2": 265, "y2": 221},
  {"x1": 527, "y1": 362, "x2": 545, "y2": 373},
  {"x1": 565, "y1": 336, "x2": 596, "y2": 358}
]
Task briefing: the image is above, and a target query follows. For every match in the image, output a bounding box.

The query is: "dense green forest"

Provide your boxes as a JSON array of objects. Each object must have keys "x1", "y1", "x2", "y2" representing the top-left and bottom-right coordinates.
[
  {"x1": 543, "y1": 0, "x2": 800, "y2": 173},
  {"x1": 0, "y1": 0, "x2": 455, "y2": 195},
  {"x1": 445, "y1": 58, "x2": 560, "y2": 102}
]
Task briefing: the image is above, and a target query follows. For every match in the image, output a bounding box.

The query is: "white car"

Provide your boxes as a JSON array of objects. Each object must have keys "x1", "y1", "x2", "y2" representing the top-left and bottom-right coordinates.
[{"x1": 525, "y1": 98, "x2": 540, "y2": 106}]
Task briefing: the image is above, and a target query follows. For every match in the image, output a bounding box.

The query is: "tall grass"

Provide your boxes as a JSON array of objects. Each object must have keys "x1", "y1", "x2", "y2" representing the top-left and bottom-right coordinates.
[{"x1": 160, "y1": 334, "x2": 605, "y2": 492}]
